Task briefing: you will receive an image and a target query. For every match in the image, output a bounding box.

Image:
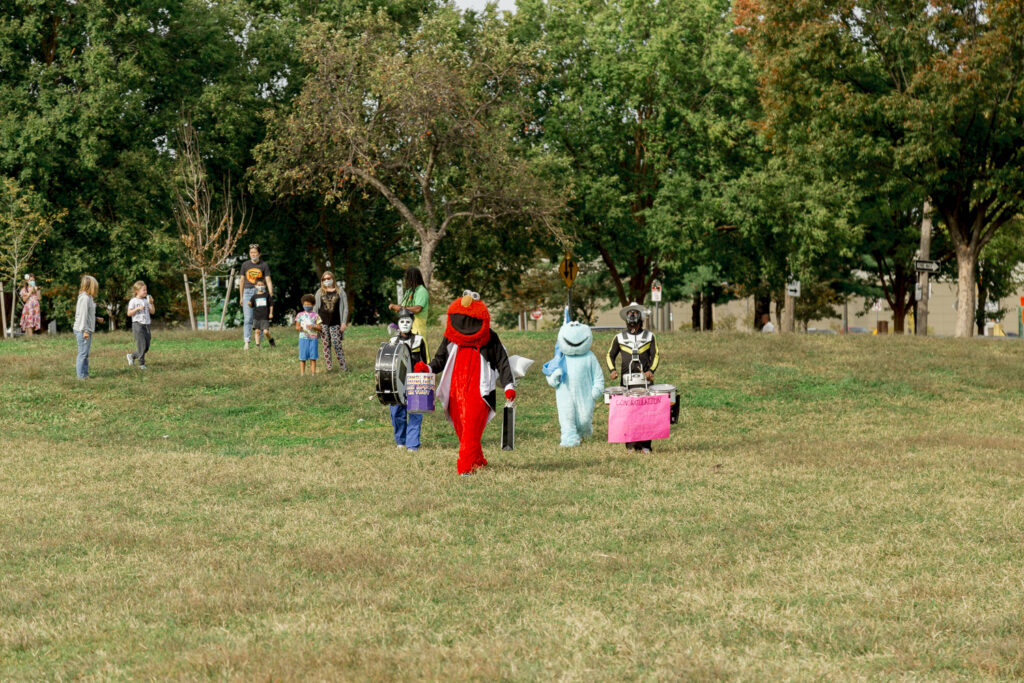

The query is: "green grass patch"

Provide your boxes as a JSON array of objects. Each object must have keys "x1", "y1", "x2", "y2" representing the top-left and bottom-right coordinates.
[{"x1": 1, "y1": 327, "x2": 1024, "y2": 678}]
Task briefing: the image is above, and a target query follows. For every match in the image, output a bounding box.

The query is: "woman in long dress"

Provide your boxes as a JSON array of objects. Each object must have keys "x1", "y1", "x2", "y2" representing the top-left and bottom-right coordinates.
[{"x1": 19, "y1": 274, "x2": 41, "y2": 336}]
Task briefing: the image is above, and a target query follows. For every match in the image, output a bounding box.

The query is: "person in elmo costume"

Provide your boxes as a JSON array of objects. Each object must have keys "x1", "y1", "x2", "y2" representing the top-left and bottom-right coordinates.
[{"x1": 416, "y1": 290, "x2": 515, "y2": 475}]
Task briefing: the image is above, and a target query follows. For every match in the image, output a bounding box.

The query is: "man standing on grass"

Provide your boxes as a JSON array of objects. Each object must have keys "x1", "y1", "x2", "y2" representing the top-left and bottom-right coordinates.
[{"x1": 239, "y1": 244, "x2": 273, "y2": 350}]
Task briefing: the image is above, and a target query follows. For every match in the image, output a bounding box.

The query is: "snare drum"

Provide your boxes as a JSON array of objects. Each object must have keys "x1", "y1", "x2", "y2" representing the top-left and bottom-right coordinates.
[
  {"x1": 648, "y1": 384, "x2": 680, "y2": 425},
  {"x1": 603, "y1": 386, "x2": 627, "y2": 404},
  {"x1": 375, "y1": 341, "x2": 411, "y2": 406},
  {"x1": 647, "y1": 384, "x2": 676, "y2": 402}
]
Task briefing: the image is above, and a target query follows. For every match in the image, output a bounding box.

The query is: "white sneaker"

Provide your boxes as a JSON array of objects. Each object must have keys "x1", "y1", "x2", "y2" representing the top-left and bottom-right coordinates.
[
  {"x1": 244, "y1": 341, "x2": 250, "y2": 350},
  {"x1": 126, "y1": 353, "x2": 134, "y2": 367},
  {"x1": 396, "y1": 444, "x2": 406, "y2": 450}
]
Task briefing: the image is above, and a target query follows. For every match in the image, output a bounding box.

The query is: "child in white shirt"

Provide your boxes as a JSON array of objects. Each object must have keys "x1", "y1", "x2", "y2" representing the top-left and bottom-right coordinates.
[{"x1": 126, "y1": 280, "x2": 155, "y2": 369}]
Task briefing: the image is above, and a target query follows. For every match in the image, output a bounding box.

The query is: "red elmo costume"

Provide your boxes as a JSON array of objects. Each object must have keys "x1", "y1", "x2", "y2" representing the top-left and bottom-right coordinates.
[{"x1": 419, "y1": 293, "x2": 515, "y2": 475}]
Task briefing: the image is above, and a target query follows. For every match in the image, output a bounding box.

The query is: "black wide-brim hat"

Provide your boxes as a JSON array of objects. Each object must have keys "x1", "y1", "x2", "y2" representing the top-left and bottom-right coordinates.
[{"x1": 619, "y1": 302, "x2": 646, "y2": 322}]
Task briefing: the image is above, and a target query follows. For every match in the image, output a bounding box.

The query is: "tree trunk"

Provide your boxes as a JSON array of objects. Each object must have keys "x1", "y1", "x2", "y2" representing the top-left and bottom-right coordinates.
[
  {"x1": 916, "y1": 200, "x2": 933, "y2": 336},
  {"x1": 691, "y1": 292, "x2": 701, "y2": 331},
  {"x1": 701, "y1": 291, "x2": 713, "y2": 331},
  {"x1": 954, "y1": 243, "x2": 977, "y2": 338},
  {"x1": 0, "y1": 281, "x2": 7, "y2": 338},
  {"x1": 201, "y1": 268, "x2": 209, "y2": 331},
  {"x1": 754, "y1": 293, "x2": 771, "y2": 331},
  {"x1": 419, "y1": 234, "x2": 438, "y2": 287},
  {"x1": 976, "y1": 275, "x2": 988, "y2": 336},
  {"x1": 892, "y1": 304, "x2": 907, "y2": 334},
  {"x1": 183, "y1": 273, "x2": 196, "y2": 331},
  {"x1": 781, "y1": 292, "x2": 796, "y2": 333},
  {"x1": 219, "y1": 267, "x2": 235, "y2": 331}
]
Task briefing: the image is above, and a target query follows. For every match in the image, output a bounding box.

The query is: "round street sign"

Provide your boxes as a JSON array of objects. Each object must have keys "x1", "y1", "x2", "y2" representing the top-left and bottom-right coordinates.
[{"x1": 530, "y1": 308, "x2": 543, "y2": 321}]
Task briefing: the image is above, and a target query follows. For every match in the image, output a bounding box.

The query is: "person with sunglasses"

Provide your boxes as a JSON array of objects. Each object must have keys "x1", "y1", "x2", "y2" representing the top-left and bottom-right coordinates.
[{"x1": 239, "y1": 244, "x2": 273, "y2": 350}]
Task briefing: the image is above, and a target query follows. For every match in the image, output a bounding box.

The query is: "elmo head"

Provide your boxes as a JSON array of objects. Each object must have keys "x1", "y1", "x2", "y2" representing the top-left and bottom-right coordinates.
[{"x1": 445, "y1": 292, "x2": 491, "y2": 347}]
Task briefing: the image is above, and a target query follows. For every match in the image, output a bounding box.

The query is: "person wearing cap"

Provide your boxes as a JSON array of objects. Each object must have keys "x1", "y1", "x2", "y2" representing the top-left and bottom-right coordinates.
[
  {"x1": 606, "y1": 301, "x2": 660, "y2": 454},
  {"x1": 390, "y1": 308, "x2": 430, "y2": 451},
  {"x1": 239, "y1": 244, "x2": 274, "y2": 350}
]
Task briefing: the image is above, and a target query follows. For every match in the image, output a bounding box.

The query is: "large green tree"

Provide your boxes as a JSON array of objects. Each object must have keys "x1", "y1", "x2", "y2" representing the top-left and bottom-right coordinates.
[
  {"x1": 253, "y1": 8, "x2": 565, "y2": 288},
  {"x1": 0, "y1": 0, "x2": 268, "y2": 326},
  {"x1": 515, "y1": 0, "x2": 763, "y2": 306},
  {"x1": 740, "y1": 0, "x2": 1024, "y2": 337}
]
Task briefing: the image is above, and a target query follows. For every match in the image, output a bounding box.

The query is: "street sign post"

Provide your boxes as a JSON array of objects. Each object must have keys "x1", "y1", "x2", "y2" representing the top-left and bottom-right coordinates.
[
  {"x1": 651, "y1": 280, "x2": 662, "y2": 303},
  {"x1": 914, "y1": 259, "x2": 940, "y2": 273},
  {"x1": 650, "y1": 279, "x2": 662, "y2": 331},
  {"x1": 558, "y1": 254, "x2": 578, "y2": 319},
  {"x1": 558, "y1": 255, "x2": 578, "y2": 288}
]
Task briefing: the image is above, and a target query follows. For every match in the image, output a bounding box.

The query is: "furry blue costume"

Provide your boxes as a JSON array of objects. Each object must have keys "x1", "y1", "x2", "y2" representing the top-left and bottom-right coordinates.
[{"x1": 546, "y1": 321, "x2": 605, "y2": 447}]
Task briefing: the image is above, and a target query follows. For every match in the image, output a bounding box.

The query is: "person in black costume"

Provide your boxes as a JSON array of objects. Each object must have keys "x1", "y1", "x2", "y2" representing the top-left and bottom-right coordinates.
[{"x1": 606, "y1": 302, "x2": 660, "y2": 453}]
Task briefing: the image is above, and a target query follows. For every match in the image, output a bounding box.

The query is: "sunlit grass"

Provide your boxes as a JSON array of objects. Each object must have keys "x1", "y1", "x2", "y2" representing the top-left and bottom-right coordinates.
[{"x1": 1, "y1": 327, "x2": 1023, "y2": 678}]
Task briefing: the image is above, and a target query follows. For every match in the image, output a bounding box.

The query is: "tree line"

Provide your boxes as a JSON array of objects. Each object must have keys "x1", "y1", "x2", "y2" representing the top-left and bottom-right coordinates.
[{"x1": 2, "y1": 0, "x2": 1022, "y2": 336}]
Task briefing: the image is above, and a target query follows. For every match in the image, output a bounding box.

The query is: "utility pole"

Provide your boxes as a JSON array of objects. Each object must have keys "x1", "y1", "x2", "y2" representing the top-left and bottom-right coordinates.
[{"x1": 916, "y1": 200, "x2": 933, "y2": 336}]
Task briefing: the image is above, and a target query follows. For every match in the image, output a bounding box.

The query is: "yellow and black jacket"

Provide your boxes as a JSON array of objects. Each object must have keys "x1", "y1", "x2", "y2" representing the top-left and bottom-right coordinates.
[{"x1": 606, "y1": 329, "x2": 659, "y2": 384}]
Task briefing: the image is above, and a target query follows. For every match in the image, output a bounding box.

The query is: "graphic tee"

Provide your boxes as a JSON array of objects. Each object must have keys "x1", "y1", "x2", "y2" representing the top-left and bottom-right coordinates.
[
  {"x1": 319, "y1": 290, "x2": 342, "y2": 327},
  {"x1": 128, "y1": 297, "x2": 151, "y2": 325},
  {"x1": 242, "y1": 260, "x2": 271, "y2": 289},
  {"x1": 295, "y1": 311, "x2": 321, "y2": 339},
  {"x1": 251, "y1": 293, "x2": 273, "y2": 321}
]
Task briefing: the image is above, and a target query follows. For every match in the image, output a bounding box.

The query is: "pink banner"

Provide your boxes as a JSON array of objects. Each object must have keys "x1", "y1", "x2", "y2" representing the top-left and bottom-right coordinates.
[{"x1": 608, "y1": 394, "x2": 671, "y2": 443}]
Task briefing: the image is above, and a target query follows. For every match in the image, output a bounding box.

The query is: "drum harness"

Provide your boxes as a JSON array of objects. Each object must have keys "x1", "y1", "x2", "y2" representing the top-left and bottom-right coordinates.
[{"x1": 624, "y1": 331, "x2": 649, "y2": 392}]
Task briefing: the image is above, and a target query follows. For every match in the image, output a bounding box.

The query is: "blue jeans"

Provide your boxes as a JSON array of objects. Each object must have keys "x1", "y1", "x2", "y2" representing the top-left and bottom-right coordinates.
[
  {"x1": 241, "y1": 288, "x2": 255, "y2": 342},
  {"x1": 390, "y1": 404, "x2": 423, "y2": 449},
  {"x1": 74, "y1": 330, "x2": 92, "y2": 378}
]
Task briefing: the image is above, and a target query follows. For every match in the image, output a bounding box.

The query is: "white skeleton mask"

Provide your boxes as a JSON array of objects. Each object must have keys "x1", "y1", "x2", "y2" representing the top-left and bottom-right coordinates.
[{"x1": 398, "y1": 317, "x2": 413, "y2": 334}]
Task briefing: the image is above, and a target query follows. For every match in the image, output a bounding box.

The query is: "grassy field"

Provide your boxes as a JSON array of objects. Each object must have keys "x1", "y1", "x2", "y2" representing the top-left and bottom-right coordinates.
[{"x1": 2, "y1": 325, "x2": 1023, "y2": 679}]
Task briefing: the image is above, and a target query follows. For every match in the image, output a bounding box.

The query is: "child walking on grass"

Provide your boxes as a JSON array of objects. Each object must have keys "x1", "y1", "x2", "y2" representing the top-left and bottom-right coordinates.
[
  {"x1": 295, "y1": 294, "x2": 322, "y2": 375},
  {"x1": 126, "y1": 281, "x2": 154, "y2": 370},
  {"x1": 248, "y1": 279, "x2": 276, "y2": 349}
]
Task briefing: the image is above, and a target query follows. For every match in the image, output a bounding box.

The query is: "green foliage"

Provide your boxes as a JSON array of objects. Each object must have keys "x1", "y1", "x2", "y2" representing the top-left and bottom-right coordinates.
[
  {"x1": 252, "y1": 7, "x2": 566, "y2": 287},
  {"x1": 741, "y1": 0, "x2": 1024, "y2": 335},
  {"x1": 517, "y1": 0, "x2": 765, "y2": 306}
]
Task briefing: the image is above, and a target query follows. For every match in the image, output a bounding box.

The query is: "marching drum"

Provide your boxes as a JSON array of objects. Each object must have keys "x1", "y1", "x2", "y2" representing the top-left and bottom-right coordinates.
[
  {"x1": 603, "y1": 386, "x2": 627, "y2": 404},
  {"x1": 375, "y1": 341, "x2": 411, "y2": 406},
  {"x1": 648, "y1": 384, "x2": 680, "y2": 425}
]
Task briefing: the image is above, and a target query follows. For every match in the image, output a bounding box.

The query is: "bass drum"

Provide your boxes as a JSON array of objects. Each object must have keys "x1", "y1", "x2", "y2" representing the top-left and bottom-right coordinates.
[{"x1": 375, "y1": 341, "x2": 412, "y2": 406}]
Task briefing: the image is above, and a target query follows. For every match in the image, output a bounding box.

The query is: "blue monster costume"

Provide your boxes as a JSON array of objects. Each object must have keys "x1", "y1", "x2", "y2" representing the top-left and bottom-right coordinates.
[{"x1": 545, "y1": 321, "x2": 605, "y2": 447}]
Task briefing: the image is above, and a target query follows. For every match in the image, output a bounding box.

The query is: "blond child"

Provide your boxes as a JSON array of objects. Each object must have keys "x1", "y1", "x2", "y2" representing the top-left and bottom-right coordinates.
[
  {"x1": 126, "y1": 281, "x2": 155, "y2": 369},
  {"x1": 73, "y1": 275, "x2": 105, "y2": 379}
]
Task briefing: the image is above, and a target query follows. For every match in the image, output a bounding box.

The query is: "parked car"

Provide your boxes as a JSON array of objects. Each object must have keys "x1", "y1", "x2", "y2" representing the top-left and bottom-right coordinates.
[
  {"x1": 846, "y1": 326, "x2": 871, "y2": 334},
  {"x1": 807, "y1": 328, "x2": 838, "y2": 335}
]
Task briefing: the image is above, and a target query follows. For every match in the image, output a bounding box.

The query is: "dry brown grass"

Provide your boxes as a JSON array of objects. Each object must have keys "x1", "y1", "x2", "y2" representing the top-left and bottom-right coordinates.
[{"x1": 1, "y1": 328, "x2": 1023, "y2": 679}]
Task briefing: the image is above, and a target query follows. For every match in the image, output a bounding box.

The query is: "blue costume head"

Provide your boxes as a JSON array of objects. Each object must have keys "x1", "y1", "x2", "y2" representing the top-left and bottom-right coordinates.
[{"x1": 557, "y1": 321, "x2": 593, "y2": 356}]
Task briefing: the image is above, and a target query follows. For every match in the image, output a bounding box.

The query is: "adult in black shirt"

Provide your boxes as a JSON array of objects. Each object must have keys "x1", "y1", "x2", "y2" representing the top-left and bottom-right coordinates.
[{"x1": 238, "y1": 244, "x2": 273, "y2": 350}]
